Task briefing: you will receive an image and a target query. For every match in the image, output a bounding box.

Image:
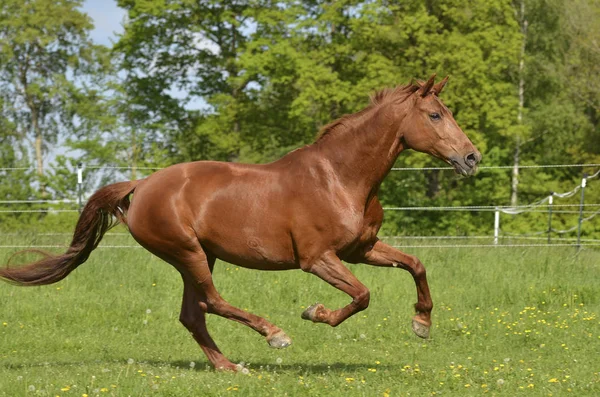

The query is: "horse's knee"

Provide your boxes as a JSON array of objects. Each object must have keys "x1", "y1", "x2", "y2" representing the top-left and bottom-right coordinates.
[{"x1": 410, "y1": 257, "x2": 426, "y2": 279}]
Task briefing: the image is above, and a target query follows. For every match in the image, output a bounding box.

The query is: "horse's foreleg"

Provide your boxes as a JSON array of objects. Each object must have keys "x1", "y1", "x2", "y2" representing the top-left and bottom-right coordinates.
[
  {"x1": 360, "y1": 240, "x2": 433, "y2": 338},
  {"x1": 300, "y1": 251, "x2": 370, "y2": 327}
]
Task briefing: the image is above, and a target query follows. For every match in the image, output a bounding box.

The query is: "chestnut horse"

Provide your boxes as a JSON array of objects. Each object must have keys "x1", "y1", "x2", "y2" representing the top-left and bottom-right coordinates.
[{"x1": 0, "y1": 75, "x2": 480, "y2": 371}]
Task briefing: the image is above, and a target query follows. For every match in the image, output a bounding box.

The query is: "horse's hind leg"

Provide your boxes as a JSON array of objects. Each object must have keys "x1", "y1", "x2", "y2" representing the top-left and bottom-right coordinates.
[
  {"x1": 180, "y1": 278, "x2": 237, "y2": 371},
  {"x1": 174, "y1": 248, "x2": 291, "y2": 369}
]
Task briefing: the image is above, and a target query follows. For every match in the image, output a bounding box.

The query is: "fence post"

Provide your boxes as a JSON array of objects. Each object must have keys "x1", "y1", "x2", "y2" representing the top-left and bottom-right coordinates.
[
  {"x1": 576, "y1": 173, "x2": 587, "y2": 250},
  {"x1": 547, "y1": 193, "x2": 553, "y2": 244},
  {"x1": 494, "y1": 208, "x2": 500, "y2": 245},
  {"x1": 77, "y1": 162, "x2": 83, "y2": 213}
]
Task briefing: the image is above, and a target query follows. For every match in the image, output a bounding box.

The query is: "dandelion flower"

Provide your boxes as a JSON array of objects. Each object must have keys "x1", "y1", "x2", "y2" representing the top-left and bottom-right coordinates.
[{"x1": 276, "y1": 357, "x2": 283, "y2": 364}]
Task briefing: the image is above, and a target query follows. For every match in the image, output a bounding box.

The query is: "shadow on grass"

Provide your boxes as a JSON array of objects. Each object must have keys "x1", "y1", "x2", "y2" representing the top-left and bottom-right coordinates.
[
  {"x1": 2, "y1": 358, "x2": 397, "y2": 374},
  {"x1": 146, "y1": 359, "x2": 398, "y2": 374}
]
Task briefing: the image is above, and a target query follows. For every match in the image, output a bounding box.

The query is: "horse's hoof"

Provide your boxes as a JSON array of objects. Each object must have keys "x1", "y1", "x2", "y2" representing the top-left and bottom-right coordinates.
[
  {"x1": 412, "y1": 318, "x2": 430, "y2": 339},
  {"x1": 267, "y1": 330, "x2": 292, "y2": 349},
  {"x1": 215, "y1": 362, "x2": 238, "y2": 372},
  {"x1": 301, "y1": 303, "x2": 323, "y2": 322}
]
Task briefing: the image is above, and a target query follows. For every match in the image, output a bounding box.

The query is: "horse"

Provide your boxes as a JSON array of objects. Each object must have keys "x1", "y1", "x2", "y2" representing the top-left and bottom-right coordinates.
[{"x1": 0, "y1": 75, "x2": 481, "y2": 371}]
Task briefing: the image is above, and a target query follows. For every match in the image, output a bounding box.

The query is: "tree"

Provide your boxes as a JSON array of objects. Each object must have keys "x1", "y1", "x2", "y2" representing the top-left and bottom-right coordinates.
[
  {"x1": 0, "y1": 0, "x2": 104, "y2": 194},
  {"x1": 115, "y1": 0, "x2": 266, "y2": 162}
]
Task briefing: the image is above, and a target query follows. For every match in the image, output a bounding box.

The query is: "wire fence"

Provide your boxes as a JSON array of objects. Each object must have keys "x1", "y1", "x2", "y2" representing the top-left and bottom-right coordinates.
[
  {"x1": 2, "y1": 162, "x2": 600, "y2": 172},
  {"x1": 1, "y1": 163, "x2": 599, "y2": 250}
]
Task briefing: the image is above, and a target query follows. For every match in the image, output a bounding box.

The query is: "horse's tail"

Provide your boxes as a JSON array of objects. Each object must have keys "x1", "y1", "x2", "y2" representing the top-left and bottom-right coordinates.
[{"x1": 0, "y1": 180, "x2": 141, "y2": 286}]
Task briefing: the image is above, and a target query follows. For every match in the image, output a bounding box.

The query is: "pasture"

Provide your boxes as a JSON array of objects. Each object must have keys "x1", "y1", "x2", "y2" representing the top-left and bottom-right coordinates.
[{"x1": 0, "y1": 234, "x2": 599, "y2": 396}]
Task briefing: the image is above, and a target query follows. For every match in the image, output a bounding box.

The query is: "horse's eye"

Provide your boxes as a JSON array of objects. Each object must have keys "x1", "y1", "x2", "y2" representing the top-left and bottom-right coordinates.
[{"x1": 429, "y1": 113, "x2": 441, "y2": 121}]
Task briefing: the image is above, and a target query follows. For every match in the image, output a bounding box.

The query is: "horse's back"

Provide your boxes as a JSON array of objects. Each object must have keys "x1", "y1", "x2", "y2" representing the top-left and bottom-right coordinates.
[
  {"x1": 127, "y1": 154, "x2": 370, "y2": 269},
  {"x1": 127, "y1": 160, "x2": 300, "y2": 268}
]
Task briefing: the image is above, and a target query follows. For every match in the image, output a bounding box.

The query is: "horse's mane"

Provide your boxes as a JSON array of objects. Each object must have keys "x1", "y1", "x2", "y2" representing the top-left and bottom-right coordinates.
[{"x1": 316, "y1": 82, "x2": 421, "y2": 141}]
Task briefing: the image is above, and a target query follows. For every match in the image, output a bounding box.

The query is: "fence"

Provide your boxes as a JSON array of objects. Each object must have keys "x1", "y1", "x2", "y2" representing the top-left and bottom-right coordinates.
[{"x1": 1, "y1": 163, "x2": 599, "y2": 250}]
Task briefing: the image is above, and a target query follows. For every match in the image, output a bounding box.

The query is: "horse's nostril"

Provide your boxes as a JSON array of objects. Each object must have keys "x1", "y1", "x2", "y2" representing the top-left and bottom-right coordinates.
[{"x1": 465, "y1": 152, "x2": 478, "y2": 167}]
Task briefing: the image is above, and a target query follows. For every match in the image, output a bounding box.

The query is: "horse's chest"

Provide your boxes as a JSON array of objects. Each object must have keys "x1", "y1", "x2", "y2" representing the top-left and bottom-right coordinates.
[
  {"x1": 336, "y1": 202, "x2": 383, "y2": 247},
  {"x1": 337, "y1": 198, "x2": 383, "y2": 257}
]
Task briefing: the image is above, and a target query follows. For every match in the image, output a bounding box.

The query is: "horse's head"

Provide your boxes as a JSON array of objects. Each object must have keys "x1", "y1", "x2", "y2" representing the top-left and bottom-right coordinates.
[{"x1": 400, "y1": 75, "x2": 481, "y2": 176}]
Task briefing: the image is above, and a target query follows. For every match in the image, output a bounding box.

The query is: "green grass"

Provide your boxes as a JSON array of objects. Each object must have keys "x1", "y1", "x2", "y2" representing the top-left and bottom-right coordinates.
[{"x1": 0, "y1": 235, "x2": 599, "y2": 396}]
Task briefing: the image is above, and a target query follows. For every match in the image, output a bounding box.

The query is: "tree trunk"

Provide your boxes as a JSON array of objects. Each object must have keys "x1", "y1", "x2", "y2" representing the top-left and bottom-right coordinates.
[
  {"x1": 511, "y1": 136, "x2": 520, "y2": 207},
  {"x1": 131, "y1": 127, "x2": 137, "y2": 181},
  {"x1": 512, "y1": 0, "x2": 528, "y2": 207},
  {"x1": 32, "y1": 107, "x2": 46, "y2": 196},
  {"x1": 426, "y1": 170, "x2": 441, "y2": 199}
]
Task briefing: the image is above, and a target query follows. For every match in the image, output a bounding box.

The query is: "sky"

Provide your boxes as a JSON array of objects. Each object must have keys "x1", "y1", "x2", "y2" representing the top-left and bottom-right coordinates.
[
  {"x1": 79, "y1": 0, "x2": 207, "y2": 110},
  {"x1": 81, "y1": 0, "x2": 126, "y2": 45},
  {"x1": 47, "y1": 1, "x2": 125, "y2": 167}
]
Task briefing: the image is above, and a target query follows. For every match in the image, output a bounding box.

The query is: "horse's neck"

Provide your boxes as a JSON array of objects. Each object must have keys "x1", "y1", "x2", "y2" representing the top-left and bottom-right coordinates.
[{"x1": 313, "y1": 104, "x2": 406, "y2": 198}]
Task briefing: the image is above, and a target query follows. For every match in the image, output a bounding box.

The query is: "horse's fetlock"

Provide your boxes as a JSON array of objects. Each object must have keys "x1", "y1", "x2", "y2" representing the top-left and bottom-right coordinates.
[{"x1": 415, "y1": 301, "x2": 433, "y2": 313}]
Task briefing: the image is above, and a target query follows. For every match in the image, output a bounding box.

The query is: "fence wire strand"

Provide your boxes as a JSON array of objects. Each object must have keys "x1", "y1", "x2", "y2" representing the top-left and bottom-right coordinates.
[{"x1": 2, "y1": 163, "x2": 600, "y2": 172}]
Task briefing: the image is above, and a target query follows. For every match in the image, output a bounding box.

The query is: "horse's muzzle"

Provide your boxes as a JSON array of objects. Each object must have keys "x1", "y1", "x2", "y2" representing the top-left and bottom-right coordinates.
[{"x1": 450, "y1": 151, "x2": 481, "y2": 176}]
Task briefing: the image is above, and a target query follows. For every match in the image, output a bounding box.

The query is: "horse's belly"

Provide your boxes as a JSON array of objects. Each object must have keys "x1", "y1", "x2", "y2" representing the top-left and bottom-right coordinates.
[{"x1": 201, "y1": 235, "x2": 298, "y2": 271}]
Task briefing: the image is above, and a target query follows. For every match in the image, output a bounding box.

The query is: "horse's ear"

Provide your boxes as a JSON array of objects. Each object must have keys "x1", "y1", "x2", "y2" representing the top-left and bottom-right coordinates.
[
  {"x1": 418, "y1": 74, "x2": 436, "y2": 97},
  {"x1": 432, "y1": 75, "x2": 449, "y2": 96}
]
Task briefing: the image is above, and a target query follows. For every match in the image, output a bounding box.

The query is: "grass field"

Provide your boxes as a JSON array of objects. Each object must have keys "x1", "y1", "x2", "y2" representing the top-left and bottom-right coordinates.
[{"x1": 0, "y1": 234, "x2": 599, "y2": 396}]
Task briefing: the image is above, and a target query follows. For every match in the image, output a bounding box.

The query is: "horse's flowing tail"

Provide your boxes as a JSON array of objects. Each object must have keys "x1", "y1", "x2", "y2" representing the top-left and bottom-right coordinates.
[{"x1": 0, "y1": 180, "x2": 141, "y2": 286}]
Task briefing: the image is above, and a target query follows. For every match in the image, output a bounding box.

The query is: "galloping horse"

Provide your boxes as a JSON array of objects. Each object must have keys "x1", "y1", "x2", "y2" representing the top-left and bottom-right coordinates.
[{"x1": 0, "y1": 75, "x2": 481, "y2": 371}]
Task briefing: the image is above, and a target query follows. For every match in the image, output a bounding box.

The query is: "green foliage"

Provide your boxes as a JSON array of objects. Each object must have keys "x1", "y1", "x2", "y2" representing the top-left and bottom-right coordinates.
[
  {"x1": 0, "y1": 0, "x2": 105, "y2": 182},
  {"x1": 0, "y1": 0, "x2": 599, "y2": 238}
]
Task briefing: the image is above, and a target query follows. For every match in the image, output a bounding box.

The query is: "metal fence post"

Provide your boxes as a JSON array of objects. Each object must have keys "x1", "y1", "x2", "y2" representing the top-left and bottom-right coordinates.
[
  {"x1": 576, "y1": 174, "x2": 587, "y2": 250},
  {"x1": 494, "y1": 208, "x2": 500, "y2": 245},
  {"x1": 77, "y1": 162, "x2": 83, "y2": 213},
  {"x1": 547, "y1": 193, "x2": 553, "y2": 244}
]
